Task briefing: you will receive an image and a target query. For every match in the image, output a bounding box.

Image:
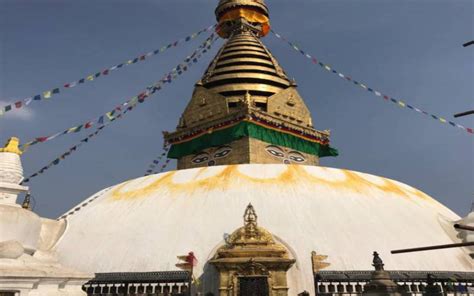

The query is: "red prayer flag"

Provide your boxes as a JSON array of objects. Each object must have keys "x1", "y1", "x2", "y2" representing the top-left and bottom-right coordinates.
[
  {"x1": 36, "y1": 137, "x2": 48, "y2": 142},
  {"x1": 467, "y1": 128, "x2": 473, "y2": 134},
  {"x1": 15, "y1": 101, "x2": 22, "y2": 108},
  {"x1": 186, "y1": 252, "x2": 198, "y2": 267}
]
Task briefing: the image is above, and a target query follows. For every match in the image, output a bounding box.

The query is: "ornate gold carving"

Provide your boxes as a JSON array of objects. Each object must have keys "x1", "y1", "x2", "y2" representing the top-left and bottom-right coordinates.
[
  {"x1": 225, "y1": 204, "x2": 275, "y2": 246},
  {"x1": 237, "y1": 259, "x2": 269, "y2": 276},
  {"x1": 210, "y1": 204, "x2": 295, "y2": 296},
  {"x1": 286, "y1": 94, "x2": 296, "y2": 107}
]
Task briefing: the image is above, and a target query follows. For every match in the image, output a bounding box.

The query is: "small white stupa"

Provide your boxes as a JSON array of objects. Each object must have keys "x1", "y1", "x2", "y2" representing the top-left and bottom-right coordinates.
[{"x1": 0, "y1": 137, "x2": 92, "y2": 296}]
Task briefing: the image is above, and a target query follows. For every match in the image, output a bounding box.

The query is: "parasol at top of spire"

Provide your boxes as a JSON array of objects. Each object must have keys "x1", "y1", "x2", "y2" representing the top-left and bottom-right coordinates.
[{"x1": 215, "y1": 0, "x2": 270, "y2": 38}]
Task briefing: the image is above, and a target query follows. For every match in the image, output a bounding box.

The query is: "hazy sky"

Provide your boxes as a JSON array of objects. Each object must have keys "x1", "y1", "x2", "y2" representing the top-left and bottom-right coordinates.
[{"x1": 1, "y1": 0, "x2": 473, "y2": 218}]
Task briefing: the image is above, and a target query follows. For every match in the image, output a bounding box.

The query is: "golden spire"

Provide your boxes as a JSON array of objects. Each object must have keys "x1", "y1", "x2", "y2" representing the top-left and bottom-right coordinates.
[
  {"x1": 215, "y1": 0, "x2": 270, "y2": 38},
  {"x1": 163, "y1": 0, "x2": 336, "y2": 170},
  {"x1": 201, "y1": 31, "x2": 290, "y2": 97},
  {"x1": 0, "y1": 137, "x2": 23, "y2": 155},
  {"x1": 243, "y1": 203, "x2": 258, "y2": 235}
]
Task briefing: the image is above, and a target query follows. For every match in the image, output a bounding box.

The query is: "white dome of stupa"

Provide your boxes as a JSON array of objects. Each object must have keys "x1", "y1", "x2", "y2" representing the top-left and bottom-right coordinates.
[{"x1": 54, "y1": 164, "x2": 473, "y2": 295}]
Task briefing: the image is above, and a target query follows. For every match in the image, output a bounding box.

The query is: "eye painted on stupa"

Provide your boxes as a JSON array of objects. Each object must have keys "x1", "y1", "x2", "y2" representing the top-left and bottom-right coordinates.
[
  {"x1": 191, "y1": 152, "x2": 210, "y2": 164},
  {"x1": 213, "y1": 146, "x2": 232, "y2": 159},
  {"x1": 265, "y1": 145, "x2": 285, "y2": 158},
  {"x1": 288, "y1": 151, "x2": 306, "y2": 163}
]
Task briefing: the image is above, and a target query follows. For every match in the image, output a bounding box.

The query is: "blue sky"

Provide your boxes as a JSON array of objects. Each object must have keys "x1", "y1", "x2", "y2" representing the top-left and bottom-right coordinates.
[{"x1": 1, "y1": 0, "x2": 473, "y2": 218}]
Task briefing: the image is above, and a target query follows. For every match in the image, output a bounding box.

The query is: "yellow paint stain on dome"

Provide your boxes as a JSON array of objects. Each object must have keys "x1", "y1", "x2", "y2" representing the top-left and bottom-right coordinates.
[
  {"x1": 108, "y1": 165, "x2": 434, "y2": 203},
  {"x1": 110, "y1": 171, "x2": 177, "y2": 200}
]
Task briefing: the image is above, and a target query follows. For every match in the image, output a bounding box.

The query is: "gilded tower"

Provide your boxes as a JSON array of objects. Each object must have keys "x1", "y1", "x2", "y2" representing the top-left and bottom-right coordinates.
[{"x1": 164, "y1": 0, "x2": 337, "y2": 170}]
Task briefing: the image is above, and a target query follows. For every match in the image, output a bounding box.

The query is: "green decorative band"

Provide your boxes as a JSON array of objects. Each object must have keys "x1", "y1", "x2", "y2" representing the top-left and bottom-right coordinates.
[{"x1": 167, "y1": 121, "x2": 338, "y2": 159}]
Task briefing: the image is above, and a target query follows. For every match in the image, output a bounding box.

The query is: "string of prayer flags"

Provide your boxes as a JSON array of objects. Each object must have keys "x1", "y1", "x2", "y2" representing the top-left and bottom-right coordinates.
[
  {"x1": 22, "y1": 125, "x2": 107, "y2": 184},
  {"x1": 144, "y1": 144, "x2": 170, "y2": 176},
  {"x1": 21, "y1": 33, "x2": 219, "y2": 183},
  {"x1": 0, "y1": 25, "x2": 216, "y2": 119},
  {"x1": 21, "y1": 33, "x2": 219, "y2": 150},
  {"x1": 271, "y1": 30, "x2": 473, "y2": 136},
  {"x1": 22, "y1": 99, "x2": 144, "y2": 184}
]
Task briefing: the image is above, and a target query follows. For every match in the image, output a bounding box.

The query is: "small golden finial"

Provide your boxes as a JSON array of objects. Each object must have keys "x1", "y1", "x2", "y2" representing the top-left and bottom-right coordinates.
[
  {"x1": 244, "y1": 203, "x2": 258, "y2": 225},
  {"x1": 243, "y1": 91, "x2": 253, "y2": 109},
  {"x1": 0, "y1": 137, "x2": 23, "y2": 155},
  {"x1": 243, "y1": 203, "x2": 258, "y2": 239}
]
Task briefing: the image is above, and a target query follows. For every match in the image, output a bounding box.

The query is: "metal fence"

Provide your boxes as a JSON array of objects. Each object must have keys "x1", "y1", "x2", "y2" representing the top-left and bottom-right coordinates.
[
  {"x1": 82, "y1": 271, "x2": 192, "y2": 296},
  {"x1": 314, "y1": 270, "x2": 474, "y2": 296}
]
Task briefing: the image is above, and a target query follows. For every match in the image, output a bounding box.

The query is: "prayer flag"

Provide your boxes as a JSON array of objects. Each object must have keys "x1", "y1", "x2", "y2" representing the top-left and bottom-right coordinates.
[
  {"x1": 68, "y1": 127, "x2": 78, "y2": 133},
  {"x1": 37, "y1": 137, "x2": 48, "y2": 142}
]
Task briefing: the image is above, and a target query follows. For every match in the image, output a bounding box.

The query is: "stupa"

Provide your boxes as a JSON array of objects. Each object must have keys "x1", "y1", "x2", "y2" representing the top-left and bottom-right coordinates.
[
  {"x1": 5, "y1": 1, "x2": 472, "y2": 295},
  {"x1": 0, "y1": 138, "x2": 91, "y2": 295}
]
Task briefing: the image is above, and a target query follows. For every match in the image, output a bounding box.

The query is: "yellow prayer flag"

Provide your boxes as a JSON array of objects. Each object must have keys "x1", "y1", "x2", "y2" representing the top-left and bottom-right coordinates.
[
  {"x1": 106, "y1": 112, "x2": 114, "y2": 120},
  {"x1": 440, "y1": 118, "x2": 447, "y2": 123},
  {"x1": 86, "y1": 75, "x2": 94, "y2": 81},
  {"x1": 398, "y1": 101, "x2": 406, "y2": 107},
  {"x1": 43, "y1": 91, "x2": 52, "y2": 99}
]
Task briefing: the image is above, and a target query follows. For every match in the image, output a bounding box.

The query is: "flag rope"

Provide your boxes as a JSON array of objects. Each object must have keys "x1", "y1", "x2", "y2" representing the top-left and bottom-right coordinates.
[
  {"x1": 271, "y1": 30, "x2": 473, "y2": 136},
  {"x1": 0, "y1": 25, "x2": 216, "y2": 119},
  {"x1": 21, "y1": 33, "x2": 219, "y2": 150},
  {"x1": 144, "y1": 143, "x2": 171, "y2": 176},
  {"x1": 21, "y1": 34, "x2": 219, "y2": 183}
]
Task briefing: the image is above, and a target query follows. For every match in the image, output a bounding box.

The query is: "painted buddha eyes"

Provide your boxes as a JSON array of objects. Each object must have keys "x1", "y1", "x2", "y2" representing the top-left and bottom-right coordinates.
[
  {"x1": 214, "y1": 146, "x2": 232, "y2": 159},
  {"x1": 267, "y1": 147, "x2": 285, "y2": 158},
  {"x1": 265, "y1": 145, "x2": 306, "y2": 163},
  {"x1": 288, "y1": 152, "x2": 305, "y2": 163},
  {"x1": 191, "y1": 153, "x2": 210, "y2": 164},
  {"x1": 191, "y1": 146, "x2": 233, "y2": 165}
]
